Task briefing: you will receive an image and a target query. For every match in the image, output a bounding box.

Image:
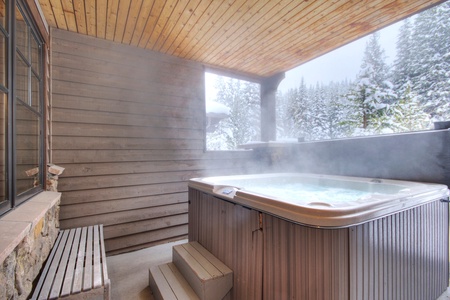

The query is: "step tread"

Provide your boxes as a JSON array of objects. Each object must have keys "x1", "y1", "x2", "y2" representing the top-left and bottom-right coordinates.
[
  {"x1": 149, "y1": 265, "x2": 177, "y2": 300},
  {"x1": 189, "y1": 242, "x2": 233, "y2": 277},
  {"x1": 149, "y1": 263, "x2": 199, "y2": 300},
  {"x1": 174, "y1": 244, "x2": 219, "y2": 280},
  {"x1": 174, "y1": 242, "x2": 232, "y2": 280},
  {"x1": 172, "y1": 242, "x2": 233, "y2": 300}
]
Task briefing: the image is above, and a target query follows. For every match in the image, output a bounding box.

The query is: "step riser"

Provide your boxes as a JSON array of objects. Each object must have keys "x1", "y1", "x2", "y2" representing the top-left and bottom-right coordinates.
[
  {"x1": 149, "y1": 242, "x2": 233, "y2": 300},
  {"x1": 172, "y1": 242, "x2": 233, "y2": 300},
  {"x1": 149, "y1": 263, "x2": 199, "y2": 300}
]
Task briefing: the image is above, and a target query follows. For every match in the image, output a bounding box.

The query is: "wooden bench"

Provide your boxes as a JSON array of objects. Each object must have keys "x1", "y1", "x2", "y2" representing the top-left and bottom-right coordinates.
[{"x1": 32, "y1": 225, "x2": 110, "y2": 300}]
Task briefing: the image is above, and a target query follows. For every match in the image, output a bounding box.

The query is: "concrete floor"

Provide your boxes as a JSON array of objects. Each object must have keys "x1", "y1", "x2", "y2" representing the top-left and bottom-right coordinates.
[
  {"x1": 107, "y1": 240, "x2": 450, "y2": 300},
  {"x1": 438, "y1": 288, "x2": 450, "y2": 300},
  {"x1": 106, "y1": 239, "x2": 187, "y2": 300}
]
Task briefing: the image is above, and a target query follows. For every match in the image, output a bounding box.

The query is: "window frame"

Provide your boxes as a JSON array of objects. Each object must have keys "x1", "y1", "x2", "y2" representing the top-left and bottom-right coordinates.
[
  {"x1": 204, "y1": 70, "x2": 262, "y2": 151},
  {"x1": 0, "y1": 0, "x2": 45, "y2": 216}
]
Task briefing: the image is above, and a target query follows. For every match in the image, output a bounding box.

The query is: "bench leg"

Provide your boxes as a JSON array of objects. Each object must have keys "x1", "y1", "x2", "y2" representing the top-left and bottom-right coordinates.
[{"x1": 104, "y1": 279, "x2": 111, "y2": 300}]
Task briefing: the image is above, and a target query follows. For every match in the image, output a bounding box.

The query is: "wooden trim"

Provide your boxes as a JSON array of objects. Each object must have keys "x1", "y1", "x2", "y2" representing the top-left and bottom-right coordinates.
[
  {"x1": 26, "y1": 0, "x2": 49, "y2": 43},
  {"x1": 204, "y1": 65, "x2": 263, "y2": 84}
]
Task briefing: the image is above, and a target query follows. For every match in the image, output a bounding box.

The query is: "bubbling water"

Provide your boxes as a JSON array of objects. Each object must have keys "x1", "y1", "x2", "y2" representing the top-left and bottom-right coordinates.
[{"x1": 241, "y1": 182, "x2": 373, "y2": 205}]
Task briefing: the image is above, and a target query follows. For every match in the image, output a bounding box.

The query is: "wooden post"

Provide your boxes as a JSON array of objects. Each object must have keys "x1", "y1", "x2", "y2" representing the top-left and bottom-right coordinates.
[{"x1": 260, "y1": 73, "x2": 285, "y2": 142}]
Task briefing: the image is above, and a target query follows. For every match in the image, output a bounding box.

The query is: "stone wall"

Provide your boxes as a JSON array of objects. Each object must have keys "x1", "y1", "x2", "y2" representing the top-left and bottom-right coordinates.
[{"x1": 0, "y1": 203, "x2": 59, "y2": 300}]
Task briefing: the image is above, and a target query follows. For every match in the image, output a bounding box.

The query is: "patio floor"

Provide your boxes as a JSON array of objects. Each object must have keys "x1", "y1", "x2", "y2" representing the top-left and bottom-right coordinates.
[
  {"x1": 106, "y1": 239, "x2": 187, "y2": 300},
  {"x1": 107, "y1": 239, "x2": 450, "y2": 300}
]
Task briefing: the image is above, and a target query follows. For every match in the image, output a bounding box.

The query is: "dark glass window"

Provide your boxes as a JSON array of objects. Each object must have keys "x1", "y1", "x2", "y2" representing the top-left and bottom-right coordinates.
[
  {"x1": 16, "y1": 101, "x2": 40, "y2": 195},
  {"x1": 0, "y1": 91, "x2": 6, "y2": 209},
  {"x1": 0, "y1": 34, "x2": 6, "y2": 87},
  {"x1": 0, "y1": 0, "x2": 44, "y2": 215}
]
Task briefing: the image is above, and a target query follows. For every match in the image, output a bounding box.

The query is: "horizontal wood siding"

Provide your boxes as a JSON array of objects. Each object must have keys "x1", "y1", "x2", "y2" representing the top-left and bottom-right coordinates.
[{"x1": 50, "y1": 28, "x2": 260, "y2": 254}]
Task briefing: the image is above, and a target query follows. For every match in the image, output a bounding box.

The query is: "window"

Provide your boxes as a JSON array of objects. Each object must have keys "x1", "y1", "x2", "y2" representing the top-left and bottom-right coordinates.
[
  {"x1": 277, "y1": 1, "x2": 450, "y2": 142},
  {"x1": 0, "y1": 0, "x2": 44, "y2": 216},
  {"x1": 205, "y1": 72, "x2": 261, "y2": 150}
]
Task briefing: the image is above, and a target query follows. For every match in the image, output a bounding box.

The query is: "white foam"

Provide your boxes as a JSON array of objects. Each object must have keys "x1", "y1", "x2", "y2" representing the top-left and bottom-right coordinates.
[{"x1": 242, "y1": 182, "x2": 371, "y2": 206}]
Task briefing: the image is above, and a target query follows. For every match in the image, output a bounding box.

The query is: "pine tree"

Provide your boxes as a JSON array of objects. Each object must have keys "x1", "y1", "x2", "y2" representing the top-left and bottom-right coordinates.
[
  {"x1": 308, "y1": 83, "x2": 324, "y2": 139},
  {"x1": 344, "y1": 32, "x2": 395, "y2": 134},
  {"x1": 409, "y1": 2, "x2": 450, "y2": 119},
  {"x1": 278, "y1": 79, "x2": 352, "y2": 141},
  {"x1": 392, "y1": 19, "x2": 414, "y2": 91},
  {"x1": 276, "y1": 90, "x2": 298, "y2": 139},
  {"x1": 207, "y1": 77, "x2": 260, "y2": 150},
  {"x1": 325, "y1": 81, "x2": 352, "y2": 139},
  {"x1": 288, "y1": 78, "x2": 312, "y2": 140},
  {"x1": 388, "y1": 84, "x2": 431, "y2": 132}
]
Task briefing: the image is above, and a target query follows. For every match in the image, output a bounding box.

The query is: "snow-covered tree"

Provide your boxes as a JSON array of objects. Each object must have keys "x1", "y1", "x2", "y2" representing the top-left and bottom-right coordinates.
[
  {"x1": 345, "y1": 32, "x2": 396, "y2": 133},
  {"x1": 206, "y1": 76, "x2": 260, "y2": 150},
  {"x1": 392, "y1": 19, "x2": 414, "y2": 92},
  {"x1": 287, "y1": 78, "x2": 313, "y2": 140},
  {"x1": 388, "y1": 84, "x2": 431, "y2": 132},
  {"x1": 408, "y1": 2, "x2": 450, "y2": 120},
  {"x1": 276, "y1": 89, "x2": 298, "y2": 139},
  {"x1": 324, "y1": 81, "x2": 353, "y2": 139},
  {"x1": 278, "y1": 79, "x2": 351, "y2": 141}
]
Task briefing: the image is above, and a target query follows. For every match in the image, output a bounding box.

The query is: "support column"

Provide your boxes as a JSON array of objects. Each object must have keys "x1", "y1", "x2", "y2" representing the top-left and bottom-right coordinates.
[{"x1": 260, "y1": 73, "x2": 285, "y2": 142}]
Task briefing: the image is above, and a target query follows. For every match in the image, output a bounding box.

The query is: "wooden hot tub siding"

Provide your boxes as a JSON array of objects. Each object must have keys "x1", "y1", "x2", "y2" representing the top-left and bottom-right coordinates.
[{"x1": 188, "y1": 188, "x2": 449, "y2": 300}]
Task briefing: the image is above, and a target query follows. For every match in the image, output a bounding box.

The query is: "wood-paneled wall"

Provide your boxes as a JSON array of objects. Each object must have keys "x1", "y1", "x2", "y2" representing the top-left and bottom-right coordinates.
[{"x1": 50, "y1": 28, "x2": 262, "y2": 255}]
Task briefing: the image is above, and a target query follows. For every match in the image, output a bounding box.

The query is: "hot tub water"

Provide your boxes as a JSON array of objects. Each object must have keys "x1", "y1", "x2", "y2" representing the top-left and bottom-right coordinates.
[{"x1": 190, "y1": 173, "x2": 448, "y2": 227}]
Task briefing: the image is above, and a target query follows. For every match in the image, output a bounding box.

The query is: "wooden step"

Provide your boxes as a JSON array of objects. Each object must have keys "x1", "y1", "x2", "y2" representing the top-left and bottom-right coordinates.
[
  {"x1": 149, "y1": 262, "x2": 200, "y2": 300},
  {"x1": 172, "y1": 242, "x2": 233, "y2": 300}
]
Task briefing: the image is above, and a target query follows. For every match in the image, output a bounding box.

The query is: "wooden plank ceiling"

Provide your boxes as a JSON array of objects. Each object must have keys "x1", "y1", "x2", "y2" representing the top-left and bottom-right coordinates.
[{"x1": 38, "y1": 0, "x2": 444, "y2": 78}]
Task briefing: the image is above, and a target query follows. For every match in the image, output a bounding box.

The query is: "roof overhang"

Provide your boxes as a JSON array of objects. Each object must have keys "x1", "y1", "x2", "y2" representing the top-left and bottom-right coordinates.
[{"x1": 37, "y1": 0, "x2": 445, "y2": 78}]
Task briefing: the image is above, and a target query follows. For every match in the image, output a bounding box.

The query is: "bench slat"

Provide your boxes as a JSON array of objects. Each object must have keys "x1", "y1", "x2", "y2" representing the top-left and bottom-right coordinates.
[
  {"x1": 33, "y1": 225, "x2": 109, "y2": 300},
  {"x1": 93, "y1": 225, "x2": 103, "y2": 288},
  {"x1": 73, "y1": 227, "x2": 87, "y2": 293},
  {"x1": 83, "y1": 225, "x2": 93, "y2": 291},
  {"x1": 50, "y1": 230, "x2": 75, "y2": 299},
  {"x1": 40, "y1": 230, "x2": 69, "y2": 299},
  {"x1": 99, "y1": 224, "x2": 108, "y2": 283},
  {"x1": 32, "y1": 232, "x2": 64, "y2": 300},
  {"x1": 61, "y1": 228, "x2": 82, "y2": 297},
  {"x1": 99, "y1": 224, "x2": 111, "y2": 300}
]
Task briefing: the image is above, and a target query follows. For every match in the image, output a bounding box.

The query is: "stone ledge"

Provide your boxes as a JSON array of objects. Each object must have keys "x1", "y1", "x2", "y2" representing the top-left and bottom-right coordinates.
[{"x1": 0, "y1": 191, "x2": 61, "y2": 264}]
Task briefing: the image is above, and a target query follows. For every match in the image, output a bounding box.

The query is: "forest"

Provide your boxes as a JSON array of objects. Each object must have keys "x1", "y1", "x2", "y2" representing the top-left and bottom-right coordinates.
[{"x1": 207, "y1": 1, "x2": 450, "y2": 150}]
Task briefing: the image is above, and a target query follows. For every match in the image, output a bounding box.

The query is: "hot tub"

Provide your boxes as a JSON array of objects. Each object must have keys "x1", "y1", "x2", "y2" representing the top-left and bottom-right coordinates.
[
  {"x1": 189, "y1": 173, "x2": 449, "y2": 227},
  {"x1": 188, "y1": 173, "x2": 449, "y2": 300}
]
